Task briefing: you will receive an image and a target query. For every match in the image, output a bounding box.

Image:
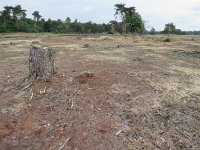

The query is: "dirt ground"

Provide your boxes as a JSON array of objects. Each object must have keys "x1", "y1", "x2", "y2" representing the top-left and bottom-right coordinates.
[{"x1": 0, "y1": 33, "x2": 199, "y2": 150}]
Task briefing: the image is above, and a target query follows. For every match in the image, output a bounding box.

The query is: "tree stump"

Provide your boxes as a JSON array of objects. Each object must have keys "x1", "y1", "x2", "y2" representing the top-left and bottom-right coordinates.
[{"x1": 29, "y1": 45, "x2": 56, "y2": 81}]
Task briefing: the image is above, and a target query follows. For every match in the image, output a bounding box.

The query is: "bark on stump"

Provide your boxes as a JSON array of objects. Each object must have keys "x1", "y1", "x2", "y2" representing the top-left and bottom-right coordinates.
[{"x1": 29, "y1": 45, "x2": 56, "y2": 81}]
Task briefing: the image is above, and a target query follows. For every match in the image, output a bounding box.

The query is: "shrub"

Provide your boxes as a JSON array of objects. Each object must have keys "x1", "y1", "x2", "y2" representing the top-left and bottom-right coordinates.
[{"x1": 163, "y1": 38, "x2": 171, "y2": 42}]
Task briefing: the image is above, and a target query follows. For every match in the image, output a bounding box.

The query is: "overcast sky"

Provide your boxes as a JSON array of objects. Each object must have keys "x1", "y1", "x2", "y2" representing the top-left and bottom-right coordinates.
[{"x1": 1, "y1": 0, "x2": 200, "y2": 31}]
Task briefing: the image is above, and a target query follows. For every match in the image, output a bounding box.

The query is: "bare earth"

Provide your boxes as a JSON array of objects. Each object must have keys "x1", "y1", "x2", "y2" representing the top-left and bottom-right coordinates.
[{"x1": 0, "y1": 33, "x2": 199, "y2": 150}]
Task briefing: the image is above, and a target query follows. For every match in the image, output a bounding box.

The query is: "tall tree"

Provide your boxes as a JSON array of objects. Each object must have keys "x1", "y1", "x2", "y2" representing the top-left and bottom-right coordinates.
[
  {"x1": 0, "y1": 9, "x2": 10, "y2": 30},
  {"x1": 44, "y1": 19, "x2": 53, "y2": 32},
  {"x1": 32, "y1": 11, "x2": 42, "y2": 21},
  {"x1": 163, "y1": 23, "x2": 176, "y2": 34},
  {"x1": 65, "y1": 17, "x2": 71, "y2": 24},
  {"x1": 126, "y1": 12, "x2": 144, "y2": 33},
  {"x1": 12, "y1": 5, "x2": 26, "y2": 21},
  {"x1": 114, "y1": 4, "x2": 143, "y2": 34},
  {"x1": 32, "y1": 11, "x2": 42, "y2": 28},
  {"x1": 114, "y1": 4, "x2": 127, "y2": 34},
  {"x1": 12, "y1": 5, "x2": 27, "y2": 31},
  {"x1": 0, "y1": 5, "x2": 26, "y2": 32},
  {"x1": 150, "y1": 28, "x2": 156, "y2": 35}
]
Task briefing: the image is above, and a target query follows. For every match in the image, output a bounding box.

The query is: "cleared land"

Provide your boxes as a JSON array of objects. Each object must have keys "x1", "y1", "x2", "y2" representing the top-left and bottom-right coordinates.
[{"x1": 0, "y1": 33, "x2": 200, "y2": 150}]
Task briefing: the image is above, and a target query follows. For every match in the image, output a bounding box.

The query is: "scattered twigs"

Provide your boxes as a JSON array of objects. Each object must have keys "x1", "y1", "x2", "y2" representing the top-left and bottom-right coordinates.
[
  {"x1": 58, "y1": 112, "x2": 61, "y2": 121},
  {"x1": 29, "y1": 88, "x2": 32, "y2": 93},
  {"x1": 30, "y1": 92, "x2": 33, "y2": 100},
  {"x1": 116, "y1": 126, "x2": 130, "y2": 136},
  {"x1": 58, "y1": 137, "x2": 71, "y2": 150},
  {"x1": 95, "y1": 105, "x2": 101, "y2": 111},
  {"x1": 24, "y1": 82, "x2": 33, "y2": 90},
  {"x1": 155, "y1": 110, "x2": 164, "y2": 117},
  {"x1": 116, "y1": 129, "x2": 123, "y2": 136},
  {"x1": 71, "y1": 99, "x2": 74, "y2": 109},
  {"x1": 40, "y1": 87, "x2": 47, "y2": 94}
]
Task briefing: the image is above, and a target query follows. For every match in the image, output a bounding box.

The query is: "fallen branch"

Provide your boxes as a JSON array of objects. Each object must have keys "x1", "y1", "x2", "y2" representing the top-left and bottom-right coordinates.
[{"x1": 58, "y1": 137, "x2": 71, "y2": 150}]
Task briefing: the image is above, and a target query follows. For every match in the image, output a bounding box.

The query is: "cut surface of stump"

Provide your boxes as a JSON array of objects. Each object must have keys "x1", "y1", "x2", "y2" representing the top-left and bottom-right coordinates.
[{"x1": 29, "y1": 45, "x2": 56, "y2": 81}]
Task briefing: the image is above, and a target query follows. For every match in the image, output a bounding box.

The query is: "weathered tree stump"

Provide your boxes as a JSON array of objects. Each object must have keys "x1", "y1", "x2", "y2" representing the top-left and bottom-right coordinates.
[{"x1": 29, "y1": 45, "x2": 56, "y2": 81}]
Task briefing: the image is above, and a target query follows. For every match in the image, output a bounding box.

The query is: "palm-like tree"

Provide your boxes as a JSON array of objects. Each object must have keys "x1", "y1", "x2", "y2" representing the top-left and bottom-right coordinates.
[
  {"x1": 114, "y1": 4, "x2": 126, "y2": 34},
  {"x1": 114, "y1": 4, "x2": 136, "y2": 34},
  {"x1": 32, "y1": 11, "x2": 42, "y2": 21},
  {"x1": 12, "y1": 5, "x2": 26, "y2": 20}
]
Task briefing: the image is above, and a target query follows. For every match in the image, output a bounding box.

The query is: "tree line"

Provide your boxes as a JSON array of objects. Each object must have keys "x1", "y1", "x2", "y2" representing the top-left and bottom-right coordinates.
[
  {"x1": 0, "y1": 5, "x2": 110, "y2": 33},
  {"x1": 149, "y1": 23, "x2": 200, "y2": 35},
  {"x1": 0, "y1": 4, "x2": 145, "y2": 34},
  {"x1": 0, "y1": 4, "x2": 199, "y2": 35}
]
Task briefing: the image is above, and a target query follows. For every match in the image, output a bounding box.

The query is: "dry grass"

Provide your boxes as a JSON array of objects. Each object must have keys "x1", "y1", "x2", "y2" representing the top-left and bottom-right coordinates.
[{"x1": 0, "y1": 33, "x2": 200, "y2": 150}]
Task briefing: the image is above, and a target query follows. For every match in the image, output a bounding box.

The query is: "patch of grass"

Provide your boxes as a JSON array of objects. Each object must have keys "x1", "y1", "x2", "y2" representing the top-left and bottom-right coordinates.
[
  {"x1": 173, "y1": 50, "x2": 200, "y2": 58},
  {"x1": 163, "y1": 38, "x2": 171, "y2": 42},
  {"x1": 83, "y1": 43, "x2": 89, "y2": 48},
  {"x1": 153, "y1": 37, "x2": 172, "y2": 43}
]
